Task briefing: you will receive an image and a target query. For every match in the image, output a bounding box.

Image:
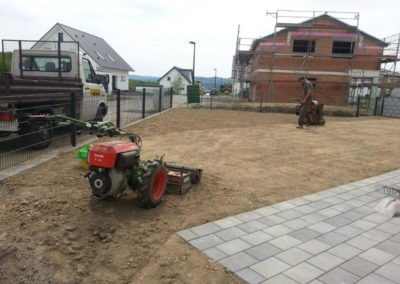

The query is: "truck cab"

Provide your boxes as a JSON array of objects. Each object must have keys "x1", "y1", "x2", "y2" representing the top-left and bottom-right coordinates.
[{"x1": 80, "y1": 55, "x2": 108, "y2": 121}]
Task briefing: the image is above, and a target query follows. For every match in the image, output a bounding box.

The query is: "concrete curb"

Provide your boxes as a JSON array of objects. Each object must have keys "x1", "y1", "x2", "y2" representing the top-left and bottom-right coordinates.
[{"x1": 0, "y1": 108, "x2": 174, "y2": 181}]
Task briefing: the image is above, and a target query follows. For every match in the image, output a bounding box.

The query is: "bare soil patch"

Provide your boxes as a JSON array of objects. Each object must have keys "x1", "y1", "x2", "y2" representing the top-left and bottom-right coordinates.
[{"x1": 0, "y1": 108, "x2": 399, "y2": 283}]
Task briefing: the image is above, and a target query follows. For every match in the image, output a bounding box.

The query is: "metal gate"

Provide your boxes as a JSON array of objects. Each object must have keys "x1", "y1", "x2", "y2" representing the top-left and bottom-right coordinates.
[{"x1": 379, "y1": 96, "x2": 400, "y2": 118}]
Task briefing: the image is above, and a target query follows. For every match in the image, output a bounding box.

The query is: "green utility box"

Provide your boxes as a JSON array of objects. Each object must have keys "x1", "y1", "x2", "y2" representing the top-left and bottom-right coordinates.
[{"x1": 187, "y1": 85, "x2": 200, "y2": 104}]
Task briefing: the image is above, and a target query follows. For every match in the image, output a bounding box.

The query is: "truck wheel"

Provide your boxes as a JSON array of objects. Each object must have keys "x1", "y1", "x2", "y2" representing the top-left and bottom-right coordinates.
[
  {"x1": 136, "y1": 160, "x2": 167, "y2": 208},
  {"x1": 100, "y1": 103, "x2": 108, "y2": 116},
  {"x1": 0, "y1": 132, "x2": 11, "y2": 137},
  {"x1": 94, "y1": 104, "x2": 107, "y2": 122},
  {"x1": 27, "y1": 124, "x2": 52, "y2": 150}
]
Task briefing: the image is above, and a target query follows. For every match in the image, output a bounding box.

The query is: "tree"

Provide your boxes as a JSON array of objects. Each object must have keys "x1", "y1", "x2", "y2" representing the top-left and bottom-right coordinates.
[
  {"x1": 222, "y1": 82, "x2": 232, "y2": 92},
  {"x1": 171, "y1": 76, "x2": 184, "y2": 94}
]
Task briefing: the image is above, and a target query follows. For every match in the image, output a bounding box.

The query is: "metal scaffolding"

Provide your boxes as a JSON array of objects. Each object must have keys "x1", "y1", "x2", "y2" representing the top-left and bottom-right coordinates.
[
  {"x1": 382, "y1": 32, "x2": 400, "y2": 74},
  {"x1": 232, "y1": 10, "x2": 400, "y2": 109},
  {"x1": 232, "y1": 25, "x2": 254, "y2": 100}
]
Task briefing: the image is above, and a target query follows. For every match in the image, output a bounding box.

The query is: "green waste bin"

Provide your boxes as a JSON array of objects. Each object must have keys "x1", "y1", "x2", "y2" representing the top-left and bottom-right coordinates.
[{"x1": 187, "y1": 85, "x2": 200, "y2": 104}]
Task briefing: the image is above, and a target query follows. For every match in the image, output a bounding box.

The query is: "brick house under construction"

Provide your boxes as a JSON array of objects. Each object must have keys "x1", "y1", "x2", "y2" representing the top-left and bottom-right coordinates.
[{"x1": 237, "y1": 13, "x2": 392, "y2": 106}]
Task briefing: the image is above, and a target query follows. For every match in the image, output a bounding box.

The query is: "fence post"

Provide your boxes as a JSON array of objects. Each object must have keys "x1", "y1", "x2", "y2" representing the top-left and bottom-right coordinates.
[
  {"x1": 158, "y1": 86, "x2": 162, "y2": 113},
  {"x1": 18, "y1": 40, "x2": 23, "y2": 78},
  {"x1": 380, "y1": 96, "x2": 385, "y2": 115},
  {"x1": 1, "y1": 40, "x2": 5, "y2": 72},
  {"x1": 374, "y1": 96, "x2": 379, "y2": 116},
  {"x1": 77, "y1": 43, "x2": 81, "y2": 80},
  {"x1": 210, "y1": 92, "x2": 213, "y2": 110},
  {"x1": 116, "y1": 89, "x2": 121, "y2": 128},
  {"x1": 70, "y1": 92, "x2": 76, "y2": 147},
  {"x1": 57, "y1": 41, "x2": 62, "y2": 80},
  {"x1": 169, "y1": 87, "x2": 173, "y2": 108},
  {"x1": 355, "y1": 95, "x2": 361, "y2": 117},
  {"x1": 142, "y1": 88, "x2": 146, "y2": 119}
]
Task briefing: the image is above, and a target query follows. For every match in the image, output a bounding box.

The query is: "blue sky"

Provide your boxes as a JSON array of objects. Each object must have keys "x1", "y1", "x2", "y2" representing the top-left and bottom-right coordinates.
[{"x1": 1, "y1": 0, "x2": 399, "y2": 77}]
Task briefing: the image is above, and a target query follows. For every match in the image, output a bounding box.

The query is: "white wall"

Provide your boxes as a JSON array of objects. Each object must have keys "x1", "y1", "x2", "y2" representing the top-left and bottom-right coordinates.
[
  {"x1": 159, "y1": 68, "x2": 191, "y2": 94},
  {"x1": 39, "y1": 25, "x2": 74, "y2": 42},
  {"x1": 91, "y1": 64, "x2": 129, "y2": 92},
  {"x1": 233, "y1": 81, "x2": 241, "y2": 96},
  {"x1": 233, "y1": 81, "x2": 249, "y2": 96}
]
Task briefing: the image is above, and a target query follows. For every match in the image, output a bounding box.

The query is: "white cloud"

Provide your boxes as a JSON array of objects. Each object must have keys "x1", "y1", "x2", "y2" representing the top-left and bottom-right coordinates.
[{"x1": 0, "y1": 0, "x2": 399, "y2": 77}]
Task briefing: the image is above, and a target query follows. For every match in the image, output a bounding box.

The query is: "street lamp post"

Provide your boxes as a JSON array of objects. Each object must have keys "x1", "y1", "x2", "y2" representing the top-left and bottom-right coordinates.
[
  {"x1": 213, "y1": 68, "x2": 217, "y2": 93},
  {"x1": 189, "y1": 41, "x2": 196, "y2": 85}
]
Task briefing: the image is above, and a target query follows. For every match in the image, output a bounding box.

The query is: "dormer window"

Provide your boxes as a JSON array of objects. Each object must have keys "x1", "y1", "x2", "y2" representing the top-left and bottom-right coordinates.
[
  {"x1": 107, "y1": 54, "x2": 116, "y2": 62},
  {"x1": 96, "y1": 51, "x2": 105, "y2": 60}
]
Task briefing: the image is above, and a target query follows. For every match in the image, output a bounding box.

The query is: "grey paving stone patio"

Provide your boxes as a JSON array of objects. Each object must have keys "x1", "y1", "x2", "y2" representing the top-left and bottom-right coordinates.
[{"x1": 179, "y1": 169, "x2": 400, "y2": 283}]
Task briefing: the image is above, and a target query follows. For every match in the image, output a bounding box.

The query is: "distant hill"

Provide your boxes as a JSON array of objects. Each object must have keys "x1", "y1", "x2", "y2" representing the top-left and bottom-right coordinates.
[
  {"x1": 196, "y1": 76, "x2": 232, "y2": 91},
  {"x1": 129, "y1": 75, "x2": 159, "y2": 82},
  {"x1": 129, "y1": 74, "x2": 232, "y2": 90}
]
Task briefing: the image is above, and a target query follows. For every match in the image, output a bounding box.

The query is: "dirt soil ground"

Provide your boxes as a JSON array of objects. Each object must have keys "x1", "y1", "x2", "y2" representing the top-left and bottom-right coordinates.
[{"x1": 1, "y1": 108, "x2": 399, "y2": 284}]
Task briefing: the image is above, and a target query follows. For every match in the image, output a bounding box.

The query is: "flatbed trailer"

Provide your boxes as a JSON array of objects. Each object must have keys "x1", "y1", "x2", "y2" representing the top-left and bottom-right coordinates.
[{"x1": 0, "y1": 73, "x2": 83, "y2": 103}]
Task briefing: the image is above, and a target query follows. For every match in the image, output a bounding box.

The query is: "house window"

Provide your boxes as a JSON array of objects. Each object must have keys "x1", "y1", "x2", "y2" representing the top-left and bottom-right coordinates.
[
  {"x1": 58, "y1": 33, "x2": 63, "y2": 42},
  {"x1": 293, "y1": 40, "x2": 315, "y2": 53},
  {"x1": 167, "y1": 76, "x2": 171, "y2": 81},
  {"x1": 121, "y1": 76, "x2": 126, "y2": 82},
  {"x1": 332, "y1": 41, "x2": 354, "y2": 55}
]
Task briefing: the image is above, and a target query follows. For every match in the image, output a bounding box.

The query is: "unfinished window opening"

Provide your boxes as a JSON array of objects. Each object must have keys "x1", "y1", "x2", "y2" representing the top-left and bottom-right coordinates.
[
  {"x1": 293, "y1": 40, "x2": 315, "y2": 53},
  {"x1": 332, "y1": 41, "x2": 354, "y2": 55}
]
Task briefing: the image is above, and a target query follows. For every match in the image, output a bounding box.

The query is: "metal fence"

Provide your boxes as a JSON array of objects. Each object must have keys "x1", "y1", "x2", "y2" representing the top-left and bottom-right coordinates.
[
  {"x1": 0, "y1": 87, "x2": 173, "y2": 171},
  {"x1": 188, "y1": 92, "x2": 377, "y2": 117},
  {"x1": 199, "y1": 94, "x2": 240, "y2": 109},
  {"x1": 194, "y1": 92, "x2": 400, "y2": 119},
  {"x1": 376, "y1": 96, "x2": 400, "y2": 118}
]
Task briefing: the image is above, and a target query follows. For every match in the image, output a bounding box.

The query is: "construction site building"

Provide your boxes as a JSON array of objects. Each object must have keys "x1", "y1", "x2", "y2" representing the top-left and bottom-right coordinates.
[{"x1": 232, "y1": 11, "x2": 400, "y2": 106}]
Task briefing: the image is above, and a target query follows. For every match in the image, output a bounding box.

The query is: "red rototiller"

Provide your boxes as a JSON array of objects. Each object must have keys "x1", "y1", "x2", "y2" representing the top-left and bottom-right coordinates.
[{"x1": 36, "y1": 115, "x2": 203, "y2": 208}]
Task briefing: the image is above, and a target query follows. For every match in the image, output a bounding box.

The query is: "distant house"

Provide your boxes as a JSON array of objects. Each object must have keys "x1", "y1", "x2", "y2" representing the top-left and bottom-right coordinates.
[
  {"x1": 37, "y1": 23, "x2": 134, "y2": 93},
  {"x1": 158, "y1": 66, "x2": 193, "y2": 94}
]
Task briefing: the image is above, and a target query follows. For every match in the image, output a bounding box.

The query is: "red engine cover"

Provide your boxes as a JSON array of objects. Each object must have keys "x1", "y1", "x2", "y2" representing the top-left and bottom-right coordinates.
[{"x1": 88, "y1": 141, "x2": 139, "y2": 168}]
